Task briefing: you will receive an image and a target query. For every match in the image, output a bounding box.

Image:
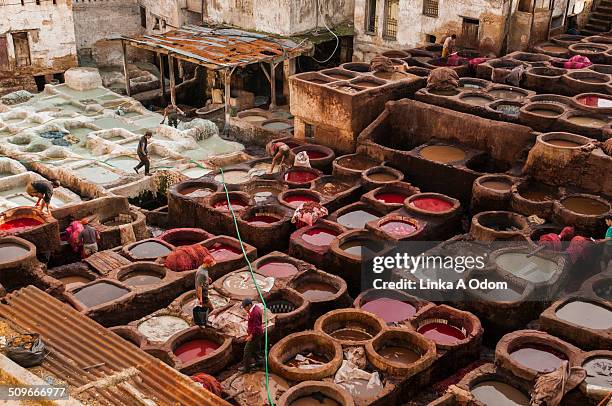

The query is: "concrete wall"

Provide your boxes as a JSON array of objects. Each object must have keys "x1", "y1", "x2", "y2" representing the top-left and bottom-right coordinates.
[
  {"x1": 138, "y1": 0, "x2": 201, "y2": 34},
  {"x1": 0, "y1": 0, "x2": 77, "y2": 77}
]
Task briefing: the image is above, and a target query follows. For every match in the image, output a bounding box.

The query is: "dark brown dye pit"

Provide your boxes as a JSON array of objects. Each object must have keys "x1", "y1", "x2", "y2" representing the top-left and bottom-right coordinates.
[
  {"x1": 368, "y1": 172, "x2": 399, "y2": 182},
  {"x1": 546, "y1": 139, "x2": 582, "y2": 147},
  {"x1": 482, "y1": 180, "x2": 512, "y2": 191},
  {"x1": 377, "y1": 346, "x2": 421, "y2": 365},
  {"x1": 121, "y1": 272, "x2": 162, "y2": 287},
  {"x1": 129, "y1": 241, "x2": 172, "y2": 259},
  {"x1": 529, "y1": 109, "x2": 560, "y2": 117},
  {"x1": 0, "y1": 243, "x2": 29, "y2": 261},
  {"x1": 338, "y1": 155, "x2": 379, "y2": 170},
  {"x1": 519, "y1": 188, "x2": 556, "y2": 202},
  {"x1": 562, "y1": 197, "x2": 609, "y2": 215},
  {"x1": 330, "y1": 327, "x2": 373, "y2": 341},
  {"x1": 73, "y1": 282, "x2": 129, "y2": 308},
  {"x1": 489, "y1": 89, "x2": 525, "y2": 100},
  {"x1": 295, "y1": 281, "x2": 337, "y2": 301},
  {"x1": 509, "y1": 345, "x2": 567, "y2": 372},
  {"x1": 420, "y1": 145, "x2": 466, "y2": 163}
]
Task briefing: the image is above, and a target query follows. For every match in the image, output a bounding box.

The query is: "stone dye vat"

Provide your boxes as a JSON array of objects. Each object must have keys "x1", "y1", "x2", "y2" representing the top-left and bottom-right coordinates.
[
  {"x1": 252, "y1": 251, "x2": 312, "y2": 280},
  {"x1": 123, "y1": 238, "x2": 174, "y2": 261},
  {"x1": 370, "y1": 214, "x2": 422, "y2": 241},
  {"x1": 213, "y1": 269, "x2": 274, "y2": 301},
  {"x1": 288, "y1": 220, "x2": 345, "y2": 269},
  {"x1": 0, "y1": 206, "x2": 60, "y2": 258},
  {"x1": 311, "y1": 175, "x2": 362, "y2": 213},
  {"x1": 69, "y1": 280, "x2": 131, "y2": 310},
  {"x1": 283, "y1": 167, "x2": 322, "y2": 188},
  {"x1": 314, "y1": 308, "x2": 386, "y2": 347},
  {"x1": 135, "y1": 314, "x2": 190, "y2": 344},
  {"x1": 333, "y1": 154, "x2": 381, "y2": 177},
  {"x1": 166, "y1": 326, "x2": 232, "y2": 375},
  {"x1": 291, "y1": 144, "x2": 335, "y2": 171},
  {"x1": 279, "y1": 189, "x2": 322, "y2": 209},
  {"x1": 237, "y1": 205, "x2": 293, "y2": 252},
  {"x1": 361, "y1": 166, "x2": 404, "y2": 190},
  {"x1": 201, "y1": 236, "x2": 257, "y2": 279},
  {"x1": 158, "y1": 228, "x2": 213, "y2": 247},
  {"x1": 510, "y1": 180, "x2": 560, "y2": 219},
  {"x1": 330, "y1": 202, "x2": 382, "y2": 230},
  {"x1": 576, "y1": 350, "x2": 612, "y2": 404},
  {"x1": 263, "y1": 288, "x2": 310, "y2": 339},
  {"x1": 241, "y1": 179, "x2": 288, "y2": 205},
  {"x1": 277, "y1": 381, "x2": 354, "y2": 406},
  {"x1": 289, "y1": 269, "x2": 350, "y2": 320},
  {"x1": 453, "y1": 364, "x2": 534, "y2": 406},
  {"x1": 471, "y1": 175, "x2": 516, "y2": 212},
  {"x1": 470, "y1": 211, "x2": 529, "y2": 241},
  {"x1": 0, "y1": 236, "x2": 38, "y2": 289},
  {"x1": 361, "y1": 182, "x2": 420, "y2": 214},
  {"x1": 354, "y1": 289, "x2": 434, "y2": 325},
  {"x1": 553, "y1": 193, "x2": 611, "y2": 235}
]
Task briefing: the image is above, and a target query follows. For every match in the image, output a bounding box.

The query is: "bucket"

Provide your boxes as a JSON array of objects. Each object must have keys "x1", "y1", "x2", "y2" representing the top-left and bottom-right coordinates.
[{"x1": 193, "y1": 305, "x2": 208, "y2": 326}]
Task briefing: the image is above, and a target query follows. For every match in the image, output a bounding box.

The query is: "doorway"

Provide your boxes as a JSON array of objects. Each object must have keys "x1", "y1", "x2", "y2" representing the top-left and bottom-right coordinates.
[
  {"x1": 460, "y1": 18, "x2": 480, "y2": 49},
  {"x1": 12, "y1": 32, "x2": 31, "y2": 67}
]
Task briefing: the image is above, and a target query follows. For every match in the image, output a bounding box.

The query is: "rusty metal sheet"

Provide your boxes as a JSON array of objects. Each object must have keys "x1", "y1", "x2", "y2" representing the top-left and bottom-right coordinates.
[
  {"x1": 123, "y1": 25, "x2": 307, "y2": 69},
  {"x1": 0, "y1": 286, "x2": 230, "y2": 406}
]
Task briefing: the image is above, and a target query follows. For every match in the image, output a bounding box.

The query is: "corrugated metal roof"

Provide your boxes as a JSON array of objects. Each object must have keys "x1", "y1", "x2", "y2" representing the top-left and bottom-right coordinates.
[
  {"x1": 0, "y1": 286, "x2": 230, "y2": 406},
  {"x1": 123, "y1": 25, "x2": 307, "y2": 69}
]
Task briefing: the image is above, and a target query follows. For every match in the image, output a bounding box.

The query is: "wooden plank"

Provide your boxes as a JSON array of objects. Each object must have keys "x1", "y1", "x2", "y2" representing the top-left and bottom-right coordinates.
[{"x1": 85, "y1": 251, "x2": 131, "y2": 275}]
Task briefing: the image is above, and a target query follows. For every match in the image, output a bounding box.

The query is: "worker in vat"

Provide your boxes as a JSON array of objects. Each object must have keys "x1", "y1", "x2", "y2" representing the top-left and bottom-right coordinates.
[
  {"x1": 78, "y1": 219, "x2": 100, "y2": 258},
  {"x1": 26, "y1": 179, "x2": 60, "y2": 214},
  {"x1": 267, "y1": 141, "x2": 292, "y2": 173},
  {"x1": 239, "y1": 298, "x2": 264, "y2": 372},
  {"x1": 442, "y1": 34, "x2": 457, "y2": 58},
  {"x1": 134, "y1": 131, "x2": 153, "y2": 176},
  {"x1": 195, "y1": 253, "x2": 215, "y2": 325},
  {"x1": 161, "y1": 104, "x2": 185, "y2": 128}
]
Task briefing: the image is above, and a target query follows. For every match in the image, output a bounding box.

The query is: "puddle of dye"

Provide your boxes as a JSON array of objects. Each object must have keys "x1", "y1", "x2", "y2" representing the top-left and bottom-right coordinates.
[
  {"x1": 562, "y1": 196, "x2": 609, "y2": 215},
  {"x1": 375, "y1": 192, "x2": 408, "y2": 205},
  {"x1": 509, "y1": 345, "x2": 567, "y2": 372},
  {"x1": 380, "y1": 220, "x2": 417, "y2": 237},
  {"x1": 180, "y1": 186, "x2": 213, "y2": 198},
  {"x1": 285, "y1": 170, "x2": 318, "y2": 183},
  {"x1": 242, "y1": 115, "x2": 268, "y2": 123},
  {"x1": 555, "y1": 300, "x2": 612, "y2": 329},
  {"x1": 302, "y1": 227, "x2": 339, "y2": 246},
  {"x1": 489, "y1": 89, "x2": 525, "y2": 100},
  {"x1": 471, "y1": 381, "x2": 530, "y2": 406},
  {"x1": 262, "y1": 121, "x2": 292, "y2": 131},
  {"x1": 481, "y1": 180, "x2": 512, "y2": 191},
  {"x1": 420, "y1": 145, "x2": 466, "y2": 163},
  {"x1": 530, "y1": 109, "x2": 560, "y2": 117},
  {"x1": 0, "y1": 218, "x2": 43, "y2": 232},
  {"x1": 368, "y1": 172, "x2": 399, "y2": 182},
  {"x1": 290, "y1": 395, "x2": 340, "y2": 406},
  {"x1": 214, "y1": 197, "x2": 248, "y2": 211},
  {"x1": 338, "y1": 155, "x2": 378, "y2": 170},
  {"x1": 73, "y1": 282, "x2": 129, "y2": 308},
  {"x1": 417, "y1": 322, "x2": 466, "y2": 344},
  {"x1": 174, "y1": 339, "x2": 220, "y2": 363},
  {"x1": 137, "y1": 315, "x2": 189, "y2": 342},
  {"x1": 583, "y1": 357, "x2": 612, "y2": 389},
  {"x1": 577, "y1": 96, "x2": 612, "y2": 108},
  {"x1": 337, "y1": 210, "x2": 380, "y2": 229},
  {"x1": 182, "y1": 167, "x2": 212, "y2": 178},
  {"x1": 257, "y1": 261, "x2": 299, "y2": 278},
  {"x1": 129, "y1": 241, "x2": 172, "y2": 259},
  {"x1": 121, "y1": 272, "x2": 163, "y2": 287},
  {"x1": 410, "y1": 197, "x2": 453, "y2": 212},
  {"x1": 0, "y1": 243, "x2": 29, "y2": 260},
  {"x1": 520, "y1": 189, "x2": 555, "y2": 202},
  {"x1": 246, "y1": 214, "x2": 279, "y2": 225},
  {"x1": 304, "y1": 150, "x2": 327, "y2": 160},
  {"x1": 74, "y1": 164, "x2": 120, "y2": 184},
  {"x1": 495, "y1": 252, "x2": 557, "y2": 283},
  {"x1": 295, "y1": 281, "x2": 337, "y2": 301},
  {"x1": 214, "y1": 170, "x2": 250, "y2": 184},
  {"x1": 330, "y1": 328, "x2": 372, "y2": 341},
  {"x1": 209, "y1": 243, "x2": 241, "y2": 261},
  {"x1": 59, "y1": 275, "x2": 92, "y2": 290},
  {"x1": 378, "y1": 346, "x2": 421, "y2": 364},
  {"x1": 461, "y1": 96, "x2": 492, "y2": 106},
  {"x1": 361, "y1": 298, "x2": 416, "y2": 323},
  {"x1": 567, "y1": 116, "x2": 606, "y2": 127}
]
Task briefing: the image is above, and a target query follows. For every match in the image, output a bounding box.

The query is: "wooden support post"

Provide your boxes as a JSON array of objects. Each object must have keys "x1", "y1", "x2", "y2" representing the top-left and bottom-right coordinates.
[
  {"x1": 121, "y1": 40, "x2": 131, "y2": 97},
  {"x1": 282, "y1": 58, "x2": 296, "y2": 105},
  {"x1": 157, "y1": 53, "x2": 166, "y2": 102},
  {"x1": 224, "y1": 68, "x2": 233, "y2": 133},
  {"x1": 269, "y1": 62, "x2": 277, "y2": 110},
  {"x1": 168, "y1": 55, "x2": 176, "y2": 106}
]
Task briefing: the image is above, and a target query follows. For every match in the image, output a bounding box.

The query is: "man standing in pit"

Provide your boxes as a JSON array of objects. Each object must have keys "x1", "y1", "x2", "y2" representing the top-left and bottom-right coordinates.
[
  {"x1": 161, "y1": 104, "x2": 185, "y2": 128},
  {"x1": 134, "y1": 131, "x2": 153, "y2": 176},
  {"x1": 79, "y1": 219, "x2": 100, "y2": 258},
  {"x1": 26, "y1": 179, "x2": 60, "y2": 213},
  {"x1": 239, "y1": 298, "x2": 264, "y2": 372}
]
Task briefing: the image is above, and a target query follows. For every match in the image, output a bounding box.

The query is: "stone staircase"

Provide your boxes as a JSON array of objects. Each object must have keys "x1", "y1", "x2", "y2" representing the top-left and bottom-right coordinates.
[{"x1": 582, "y1": 0, "x2": 612, "y2": 36}]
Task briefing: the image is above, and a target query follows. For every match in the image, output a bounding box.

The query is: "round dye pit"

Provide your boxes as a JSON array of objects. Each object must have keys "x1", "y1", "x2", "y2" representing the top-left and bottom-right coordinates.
[
  {"x1": 339, "y1": 240, "x2": 382, "y2": 257},
  {"x1": 380, "y1": 220, "x2": 417, "y2": 238},
  {"x1": 213, "y1": 197, "x2": 248, "y2": 212},
  {"x1": 409, "y1": 197, "x2": 453, "y2": 212},
  {"x1": 137, "y1": 315, "x2": 189, "y2": 342},
  {"x1": 290, "y1": 394, "x2": 340, "y2": 406},
  {"x1": 378, "y1": 346, "x2": 421, "y2": 365},
  {"x1": 73, "y1": 282, "x2": 129, "y2": 308},
  {"x1": 509, "y1": 345, "x2": 567, "y2": 372},
  {"x1": 257, "y1": 261, "x2": 299, "y2": 278},
  {"x1": 302, "y1": 228, "x2": 340, "y2": 247},
  {"x1": 337, "y1": 155, "x2": 379, "y2": 171},
  {"x1": 222, "y1": 271, "x2": 274, "y2": 296},
  {"x1": 529, "y1": 108, "x2": 560, "y2": 117},
  {"x1": 546, "y1": 139, "x2": 583, "y2": 148},
  {"x1": 262, "y1": 121, "x2": 293, "y2": 131},
  {"x1": 59, "y1": 275, "x2": 92, "y2": 290},
  {"x1": 461, "y1": 96, "x2": 493, "y2": 106},
  {"x1": 214, "y1": 170, "x2": 250, "y2": 184},
  {"x1": 245, "y1": 214, "x2": 280, "y2": 225},
  {"x1": 375, "y1": 192, "x2": 408, "y2": 205},
  {"x1": 489, "y1": 89, "x2": 525, "y2": 100},
  {"x1": 519, "y1": 188, "x2": 556, "y2": 202},
  {"x1": 284, "y1": 194, "x2": 318, "y2": 208},
  {"x1": 577, "y1": 95, "x2": 612, "y2": 108},
  {"x1": 368, "y1": 172, "x2": 400, "y2": 182},
  {"x1": 295, "y1": 281, "x2": 337, "y2": 301},
  {"x1": 361, "y1": 298, "x2": 416, "y2": 323},
  {"x1": 129, "y1": 241, "x2": 172, "y2": 259},
  {"x1": 419, "y1": 145, "x2": 466, "y2": 163},
  {"x1": 303, "y1": 150, "x2": 327, "y2": 160},
  {"x1": 0, "y1": 217, "x2": 43, "y2": 232},
  {"x1": 495, "y1": 252, "x2": 557, "y2": 284},
  {"x1": 562, "y1": 196, "x2": 609, "y2": 215},
  {"x1": 470, "y1": 381, "x2": 530, "y2": 406},
  {"x1": 285, "y1": 352, "x2": 330, "y2": 368},
  {"x1": 583, "y1": 357, "x2": 612, "y2": 389},
  {"x1": 337, "y1": 210, "x2": 380, "y2": 229},
  {"x1": 0, "y1": 242, "x2": 29, "y2": 260},
  {"x1": 417, "y1": 322, "x2": 466, "y2": 345},
  {"x1": 180, "y1": 186, "x2": 213, "y2": 198},
  {"x1": 121, "y1": 271, "x2": 163, "y2": 287},
  {"x1": 208, "y1": 243, "x2": 241, "y2": 261},
  {"x1": 174, "y1": 339, "x2": 220, "y2": 363},
  {"x1": 285, "y1": 170, "x2": 318, "y2": 184},
  {"x1": 481, "y1": 180, "x2": 513, "y2": 191},
  {"x1": 555, "y1": 300, "x2": 612, "y2": 329},
  {"x1": 330, "y1": 328, "x2": 373, "y2": 341},
  {"x1": 567, "y1": 116, "x2": 607, "y2": 127}
]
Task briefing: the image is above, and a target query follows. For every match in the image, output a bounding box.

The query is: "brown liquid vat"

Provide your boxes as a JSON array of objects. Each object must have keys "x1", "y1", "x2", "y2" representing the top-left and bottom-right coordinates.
[
  {"x1": 288, "y1": 268, "x2": 350, "y2": 319},
  {"x1": 269, "y1": 331, "x2": 343, "y2": 382},
  {"x1": 314, "y1": 308, "x2": 386, "y2": 347},
  {"x1": 553, "y1": 193, "x2": 611, "y2": 235},
  {"x1": 332, "y1": 153, "x2": 381, "y2": 177},
  {"x1": 470, "y1": 211, "x2": 529, "y2": 241},
  {"x1": 65, "y1": 278, "x2": 133, "y2": 314},
  {"x1": 471, "y1": 175, "x2": 515, "y2": 212},
  {"x1": 362, "y1": 166, "x2": 404, "y2": 190},
  {"x1": 278, "y1": 381, "x2": 354, "y2": 406},
  {"x1": 519, "y1": 102, "x2": 566, "y2": 131},
  {"x1": 122, "y1": 238, "x2": 175, "y2": 262},
  {"x1": 510, "y1": 180, "x2": 560, "y2": 219},
  {"x1": 579, "y1": 272, "x2": 612, "y2": 302},
  {"x1": 0, "y1": 235, "x2": 37, "y2": 272},
  {"x1": 551, "y1": 34, "x2": 586, "y2": 47},
  {"x1": 240, "y1": 179, "x2": 288, "y2": 206},
  {"x1": 115, "y1": 262, "x2": 169, "y2": 288},
  {"x1": 562, "y1": 70, "x2": 611, "y2": 94},
  {"x1": 532, "y1": 42, "x2": 569, "y2": 58},
  {"x1": 568, "y1": 43, "x2": 609, "y2": 64},
  {"x1": 95, "y1": 208, "x2": 149, "y2": 251}
]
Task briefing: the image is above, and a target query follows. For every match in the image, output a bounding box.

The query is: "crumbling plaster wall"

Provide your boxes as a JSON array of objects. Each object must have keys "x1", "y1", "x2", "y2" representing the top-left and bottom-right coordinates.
[{"x1": 0, "y1": 0, "x2": 77, "y2": 77}]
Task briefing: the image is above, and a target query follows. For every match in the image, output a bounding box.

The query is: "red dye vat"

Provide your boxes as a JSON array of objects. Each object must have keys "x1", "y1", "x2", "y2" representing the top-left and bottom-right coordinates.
[
  {"x1": 258, "y1": 261, "x2": 299, "y2": 277},
  {"x1": 361, "y1": 298, "x2": 417, "y2": 323},
  {"x1": 246, "y1": 214, "x2": 279, "y2": 225},
  {"x1": 410, "y1": 197, "x2": 453, "y2": 212},
  {"x1": 375, "y1": 192, "x2": 408, "y2": 204},
  {"x1": 209, "y1": 243, "x2": 241, "y2": 261},
  {"x1": 213, "y1": 197, "x2": 247, "y2": 211},
  {"x1": 285, "y1": 170, "x2": 318, "y2": 183},
  {"x1": 174, "y1": 339, "x2": 220, "y2": 363},
  {"x1": 302, "y1": 227, "x2": 340, "y2": 247},
  {"x1": 577, "y1": 95, "x2": 611, "y2": 108},
  {"x1": 381, "y1": 220, "x2": 417, "y2": 237},
  {"x1": 305, "y1": 150, "x2": 327, "y2": 160},
  {"x1": 0, "y1": 217, "x2": 43, "y2": 232},
  {"x1": 284, "y1": 194, "x2": 318, "y2": 207},
  {"x1": 417, "y1": 322, "x2": 466, "y2": 345}
]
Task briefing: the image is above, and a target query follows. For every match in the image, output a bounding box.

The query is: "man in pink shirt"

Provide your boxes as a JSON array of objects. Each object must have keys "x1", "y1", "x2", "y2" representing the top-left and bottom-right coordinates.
[{"x1": 240, "y1": 298, "x2": 264, "y2": 372}]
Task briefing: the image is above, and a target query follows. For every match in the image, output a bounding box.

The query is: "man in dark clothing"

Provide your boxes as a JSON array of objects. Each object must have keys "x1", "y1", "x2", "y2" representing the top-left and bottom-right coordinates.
[
  {"x1": 240, "y1": 298, "x2": 264, "y2": 372},
  {"x1": 134, "y1": 131, "x2": 153, "y2": 176},
  {"x1": 78, "y1": 219, "x2": 100, "y2": 258},
  {"x1": 161, "y1": 104, "x2": 184, "y2": 128},
  {"x1": 26, "y1": 179, "x2": 60, "y2": 213}
]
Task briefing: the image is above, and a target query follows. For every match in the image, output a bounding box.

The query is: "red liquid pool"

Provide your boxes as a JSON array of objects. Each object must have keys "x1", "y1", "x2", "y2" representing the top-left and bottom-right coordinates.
[
  {"x1": 305, "y1": 150, "x2": 327, "y2": 160},
  {"x1": 174, "y1": 339, "x2": 220, "y2": 363},
  {"x1": 361, "y1": 298, "x2": 417, "y2": 323},
  {"x1": 375, "y1": 192, "x2": 408, "y2": 204},
  {"x1": 213, "y1": 197, "x2": 247, "y2": 211},
  {"x1": 246, "y1": 214, "x2": 279, "y2": 225},
  {"x1": 380, "y1": 221, "x2": 417, "y2": 237},
  {"x1": 0, "y1": 217, "x2": 43, "y2": 232},
  {"x1": 302, "y1": 227, "x2": 339, "y2": 247},
  {"x1": 284, "y1": 194, "x2": 318, "y2": 207},
  {"x1": 417, "y1": 322, "x2": 466, "y2": 344},
  {"x1": 285, "y1": 170, "x2": 318, "y2": 183},
  {"x1": 258, "y1": 261, "x2": 299, "y2": 277},
  {"x1": 209, "y1": 243, "x2": 241, "y2": 261},
  {"x1": 410, "y1": 197, "x2": 453, "y2": 212}
]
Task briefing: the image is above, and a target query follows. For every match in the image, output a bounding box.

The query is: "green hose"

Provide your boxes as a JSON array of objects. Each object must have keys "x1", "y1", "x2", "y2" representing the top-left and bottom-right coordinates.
[{"x1": 218, "y1": 167, "x2": 275, "y2": 406}]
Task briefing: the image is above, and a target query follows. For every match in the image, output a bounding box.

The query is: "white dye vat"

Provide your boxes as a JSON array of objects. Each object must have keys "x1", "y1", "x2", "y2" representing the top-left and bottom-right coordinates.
[
  {"x1": 137, "y1": 315, "x2": 190, "y2": 343},
  {"x1": 73, "y1": 164, "x2": 121, "y2": 184}
]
